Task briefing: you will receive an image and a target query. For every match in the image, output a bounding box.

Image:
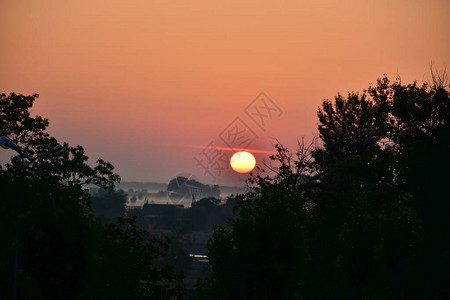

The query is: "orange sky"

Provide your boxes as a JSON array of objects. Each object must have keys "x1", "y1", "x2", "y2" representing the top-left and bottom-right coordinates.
[{"x1": 1, "y1": 0, "x2": 449, "y2": 185}]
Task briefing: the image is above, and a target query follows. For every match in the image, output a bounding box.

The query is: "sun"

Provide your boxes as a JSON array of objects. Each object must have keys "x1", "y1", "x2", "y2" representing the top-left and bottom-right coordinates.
[{"x1": 230, "y1": 151, "x2": 256, "y2": 173}]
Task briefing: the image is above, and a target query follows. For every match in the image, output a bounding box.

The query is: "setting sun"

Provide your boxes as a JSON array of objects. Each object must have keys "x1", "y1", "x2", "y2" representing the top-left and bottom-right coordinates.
[{"x1": 230, "y1": 151, "x2": 256, "y2": 173}]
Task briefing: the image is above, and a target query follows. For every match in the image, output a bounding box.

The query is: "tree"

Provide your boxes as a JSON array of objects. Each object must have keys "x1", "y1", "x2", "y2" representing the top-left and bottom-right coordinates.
[
  {"x1": 310, "y1": 73, "x2": 449, "y2": 298},
  {"x1": 91, "y1": 188, "x2": 127, "y2": 224},
  {"x1": 0, "y1": 93, "x2": 120, "y2": 193},
  {"x1": 200, "y1": 72, "x2": 449, "y2": 299},
  {"x1": 306, "y1": 91, "x2": 399, "y2": 298},
  {"x1": 312, "y1": 91, "x2": 393, "y2": 212},
  {"x1": 367, "y1": 74, "x2": 450, "y2": 298},
  {"x1": 314, "y1": 92, "x2": 385, "y2": 172},
  {"x1": 167, "y1": 176, "x2": 220, "y2": 200},
  {"x1": 1, "y1": 92, "x2": 121, "y2": 299},
  {"x1": 80, "y1": 217, "x2": 185, "y2": 299},
  {"x1": 0, "y1": 92, "x2": 185, "y2": 299},
  {"x1": 178, "y1": 197, "x2": 231, "y2": 234},
  {"x1": 197, "y1": 143, "x2": 313, "y2": 300}
]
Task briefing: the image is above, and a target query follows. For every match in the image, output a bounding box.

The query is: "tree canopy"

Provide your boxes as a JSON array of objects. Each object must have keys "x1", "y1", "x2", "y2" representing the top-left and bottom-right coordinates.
[
  {"x1": 0, "y1": 92, "x2": 185, "y2": 299},
  {"x1": 199, "y1": 73, "x2": 450, "y2": 299}
]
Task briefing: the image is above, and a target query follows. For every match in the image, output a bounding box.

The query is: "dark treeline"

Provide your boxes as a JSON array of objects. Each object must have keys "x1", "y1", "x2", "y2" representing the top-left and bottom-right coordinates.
[
  {"x1": 1, "y1": 72, "x2": 449, "y2": 299},
  {"x1": 196, "y1": 73, "x2": 450, "y2": 299},
  {"x1": 89, "y1": 188, "x2": 236, "y2": 233},
  {"x1": 0, "y1": 93, "x2": 185, "y2": 299},
  {"x1": 89, "y1": 179, "x2": 234, "y2": 233}
]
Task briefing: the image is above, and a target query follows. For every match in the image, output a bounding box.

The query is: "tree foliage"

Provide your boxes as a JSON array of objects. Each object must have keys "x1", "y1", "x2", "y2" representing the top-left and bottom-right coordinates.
[
  {"x1": 200, "y1": 72, "x2": 450, "y2": 299},
  {"x1": 0, "y1": 92, "x2": 184, "y2": 299},
  {"x1": 91, "y1": 188, "x2": 127, "y2": 224},
  {"x1": 168, "y1": 176, "x2": 220, "y2": 199}
]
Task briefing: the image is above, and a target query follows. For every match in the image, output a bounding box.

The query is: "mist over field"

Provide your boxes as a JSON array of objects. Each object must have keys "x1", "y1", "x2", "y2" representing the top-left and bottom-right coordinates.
[{"x1": 115, "y1": 181, "x2": 248, "y2": 207}]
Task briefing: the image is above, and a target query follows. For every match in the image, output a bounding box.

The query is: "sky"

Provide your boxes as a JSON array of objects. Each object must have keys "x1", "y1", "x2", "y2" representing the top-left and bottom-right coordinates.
[{"x1": 1, "y1": 0, "x2": 449, "y2": 186}]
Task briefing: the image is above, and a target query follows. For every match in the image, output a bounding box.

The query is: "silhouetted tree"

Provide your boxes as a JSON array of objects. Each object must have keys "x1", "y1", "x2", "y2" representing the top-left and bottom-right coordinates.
[
  {"x1": 0, "y1": 92, "x2": 185, "y2": 299},
  {"x1": 0, "y1": 92, "x2": 120, "y2": 299},
  {"x1": 200, "y1": 72, "x2": 449, "y2": 299},
  {"x1": 80, "y1": 217, "x2": 185, "y2": 299},
  {"x1": 197, "y1": 143, "x2": 313, "y2": 299},
  {"x1": 367, "y1": 73, "x2": 450, "y2": 298},
  {"x1": 91, "y1": 188, "x2": 127, "y2": 224},
  {"x1": 309, "y1": 73, "x2": 449, "y2": 298},
  {"x1": 168, "y1": 176, "x2": 220, "y2": 199}
]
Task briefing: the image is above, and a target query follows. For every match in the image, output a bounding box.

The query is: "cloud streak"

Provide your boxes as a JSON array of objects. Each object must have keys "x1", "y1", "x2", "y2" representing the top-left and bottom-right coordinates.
[{"x1": 181, "y1": 144, "x2": 277, "y2": 154}]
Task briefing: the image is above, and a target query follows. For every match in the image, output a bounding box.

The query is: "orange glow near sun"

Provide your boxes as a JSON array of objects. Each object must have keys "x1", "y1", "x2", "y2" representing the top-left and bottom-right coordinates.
[{"x1": 230, "y1": 152, "x2": 256, "y2": 173}]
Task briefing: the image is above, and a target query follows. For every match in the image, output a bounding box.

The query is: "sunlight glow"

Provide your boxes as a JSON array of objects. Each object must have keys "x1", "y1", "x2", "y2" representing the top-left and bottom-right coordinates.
[{"x1": 230, "y1": 151, "x2": 256, "y2": 173}]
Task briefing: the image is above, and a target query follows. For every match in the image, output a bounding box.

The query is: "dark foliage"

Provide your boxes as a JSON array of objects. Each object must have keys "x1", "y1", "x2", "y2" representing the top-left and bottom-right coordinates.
[
  {"x1": 0, "y1": 92, "x2": 185, "y2": 299},
  {"x1": 91, "y1": 188, "x2": 127, "y2": 224},
  {"x1": 199, "y1": 73, "x2": 450, "y2": 299},
  {"x1": 168, "y1": 176, "x2": 220, "y2": 200}
]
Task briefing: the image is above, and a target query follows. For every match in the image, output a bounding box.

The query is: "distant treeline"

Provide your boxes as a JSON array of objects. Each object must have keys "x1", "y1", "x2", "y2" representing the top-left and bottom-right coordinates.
[{"x1": 109, "y1": 178, "x2": 247, "y2": 206}]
